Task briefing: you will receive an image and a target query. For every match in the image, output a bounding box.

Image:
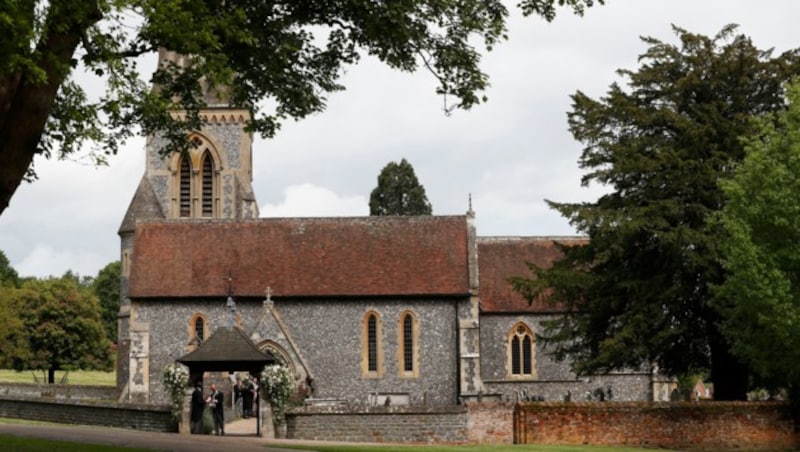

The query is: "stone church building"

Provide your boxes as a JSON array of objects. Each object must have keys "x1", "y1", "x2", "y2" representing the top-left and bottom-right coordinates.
[{"x1": 116, "y1": 52, "x2": 658, "y2": 408}]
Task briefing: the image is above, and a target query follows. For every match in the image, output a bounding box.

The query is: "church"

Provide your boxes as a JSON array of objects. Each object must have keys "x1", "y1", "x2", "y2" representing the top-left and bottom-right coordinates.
[{"x1": 116, "y1": 51, "x2": 658, "y2": 409}]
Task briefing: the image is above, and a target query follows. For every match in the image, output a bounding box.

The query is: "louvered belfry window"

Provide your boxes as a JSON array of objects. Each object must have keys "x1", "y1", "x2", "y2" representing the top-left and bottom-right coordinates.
[
  {"x1": 201, "y1": 151, "x2": 214, "y2": 217},
  {"x1": 179, "y1": 157, "x2": 191, "y2": 217}
]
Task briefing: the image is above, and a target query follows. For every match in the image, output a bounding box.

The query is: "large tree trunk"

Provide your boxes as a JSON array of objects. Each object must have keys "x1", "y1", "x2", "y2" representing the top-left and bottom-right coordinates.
[
  {"x1": 0, "y1": 1, "x2": 101, "y2": 216},
  {"x1": 47, "y1": 368, "x2": 56, "y2": 385}
]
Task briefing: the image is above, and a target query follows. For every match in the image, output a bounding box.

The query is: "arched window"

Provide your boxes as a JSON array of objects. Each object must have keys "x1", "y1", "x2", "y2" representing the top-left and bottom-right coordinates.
[
  {"x1": 188, "y1": 313, "x2": 208, "y2": 352},
  {"x1": 179, "y1": 156, "x2": 191, "y2": 217},
  {"x1": 397, "y1": 311, "x2": 419, "y2": 377},
  {"x1": 368, "y1": 315, "x2": 378, "y2": 371},
  {"x1": 200, "y1": 151, "x2": 214, "y2": 217},
  {"x1": 361, "y1": 310, "x2": 383, "y2": 378},
  {"x1": 172, "y1": 138, "x2": 219, "y2": 219},
  {"x1": 194, "y1": 317, "x2": 205, "y2": 344},
  {"x1": 508, "y1": 322, "x2": 536, "y2": 378}
]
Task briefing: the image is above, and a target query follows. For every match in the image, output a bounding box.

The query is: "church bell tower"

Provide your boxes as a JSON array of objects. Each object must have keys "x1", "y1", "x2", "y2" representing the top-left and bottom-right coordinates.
[{"x1": 116, "y1": 48, "x2": 259, "y2": 401}]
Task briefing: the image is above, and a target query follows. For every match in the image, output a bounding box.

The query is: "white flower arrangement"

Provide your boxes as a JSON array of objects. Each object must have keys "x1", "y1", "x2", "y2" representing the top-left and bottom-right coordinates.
[
  {"x1": 162, "y1": 363, "x2": 189, "y2": 422},
  {"x1": 260, "y1": 364, "x2": 294, "y2": 425}
]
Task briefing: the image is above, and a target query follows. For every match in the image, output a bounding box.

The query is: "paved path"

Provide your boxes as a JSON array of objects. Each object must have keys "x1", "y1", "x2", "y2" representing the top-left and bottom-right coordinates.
[{"x1": 0, "y1": 418, "x2": 317, "y2": 451}]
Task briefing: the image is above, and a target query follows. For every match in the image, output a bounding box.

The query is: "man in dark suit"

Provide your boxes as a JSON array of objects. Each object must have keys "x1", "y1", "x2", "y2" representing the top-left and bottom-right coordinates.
[
  {"x1": 190, "y1": 381, "x2": 205, "y2": 434},
  {"x1": 207, "y1": 383, "x2": 225, "y2": 435}
]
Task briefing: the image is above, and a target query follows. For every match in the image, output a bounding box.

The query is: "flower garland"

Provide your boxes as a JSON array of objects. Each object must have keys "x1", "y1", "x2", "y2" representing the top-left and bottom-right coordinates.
[
  {"x1": 260, "y1": 364, "x2": 294, "y2": 425},
  {"x1": 162, "y1": 363, "x2": 189, "y2": 422}
]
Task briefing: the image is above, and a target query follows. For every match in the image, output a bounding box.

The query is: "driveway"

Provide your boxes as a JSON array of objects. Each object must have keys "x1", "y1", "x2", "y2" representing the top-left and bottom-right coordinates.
[{"x1": 0, "y1": 418, "x2": 308, "y2": 452}]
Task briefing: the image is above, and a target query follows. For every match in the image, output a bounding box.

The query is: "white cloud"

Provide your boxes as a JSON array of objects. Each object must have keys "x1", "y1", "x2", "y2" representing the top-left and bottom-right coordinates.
[
  {"x1": 15, "y1": 243, "x2": 107, "y2": 279},
  {"x1": 260, "y1": 184, "x2": 369, "y2": 218}
]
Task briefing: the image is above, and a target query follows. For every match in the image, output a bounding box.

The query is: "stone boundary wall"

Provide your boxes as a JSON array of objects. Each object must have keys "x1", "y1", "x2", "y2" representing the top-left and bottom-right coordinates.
[
  {"x1": 0, "y1": 395, "x2": 175, "y2": 432},
  {"x1": 0, "y1": 382, "x2": 118, "y2": 401},
  {"x1": 515, "y1": 401, "x2": 799, "y2": 450},
  {"x1": 286, "y1": 405, "x2": 468, "y2": 443}
]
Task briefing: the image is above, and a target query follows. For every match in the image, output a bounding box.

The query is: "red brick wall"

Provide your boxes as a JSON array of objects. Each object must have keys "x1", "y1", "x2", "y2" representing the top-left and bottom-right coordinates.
[
  {"x1": 465, "y1": 402, "x2": 515, "y2": 444},
  {"x1": 514, "y1": 402, "x2": 798, "y2": 450}
]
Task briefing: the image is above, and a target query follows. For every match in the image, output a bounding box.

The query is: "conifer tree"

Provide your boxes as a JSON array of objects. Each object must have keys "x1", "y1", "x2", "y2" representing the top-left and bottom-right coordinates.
[
  {"x1": 512, "y1": 25, "x2": 800, "y2": 400},
  {"x1": 370, "y1": 159, "x2": 433, "y2": 216}
]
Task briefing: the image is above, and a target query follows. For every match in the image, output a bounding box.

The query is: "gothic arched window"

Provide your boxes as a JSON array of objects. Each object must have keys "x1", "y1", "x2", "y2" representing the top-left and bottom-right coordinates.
[{"x1": 508, "y1": 322, "x2": 536, "y2": 378}]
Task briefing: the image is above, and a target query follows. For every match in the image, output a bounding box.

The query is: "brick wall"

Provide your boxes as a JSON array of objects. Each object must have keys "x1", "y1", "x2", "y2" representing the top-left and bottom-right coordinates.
[
  {"x1": 515, "y1": 402, "x2": 799, "y2": 450},
  {"x1": 465, "y1": 401, "x2": 514, "y2": 444},
  {"x1": 0, "y1": 395, "x2": 175, "y2": 432},
  {"x1": 286, "y1": 405, "x2": 468, "y2": 443}
]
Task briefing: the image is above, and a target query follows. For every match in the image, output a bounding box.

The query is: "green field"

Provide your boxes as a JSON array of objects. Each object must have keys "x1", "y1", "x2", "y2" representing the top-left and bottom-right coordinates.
[{"x1": 0, "y1": 369, "x2": 115, "y2": 386}]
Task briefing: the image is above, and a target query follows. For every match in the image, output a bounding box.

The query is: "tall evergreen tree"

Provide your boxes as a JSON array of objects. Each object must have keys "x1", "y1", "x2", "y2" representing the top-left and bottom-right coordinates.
[
  {"x1": 512, "y1": 25, "x2": 800, "y2": 400},
  {"x1": 369, "y1": 158, "x2": 433, "y2": 216}
]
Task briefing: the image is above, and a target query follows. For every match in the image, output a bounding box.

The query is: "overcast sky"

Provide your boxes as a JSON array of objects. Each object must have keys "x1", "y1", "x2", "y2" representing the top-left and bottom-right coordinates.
[{"x1": 2, "y1": 0, "x2": 799, "y2": 279}]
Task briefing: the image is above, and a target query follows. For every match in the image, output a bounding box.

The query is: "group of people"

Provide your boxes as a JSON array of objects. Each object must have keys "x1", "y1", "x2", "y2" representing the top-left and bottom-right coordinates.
[
  {"x1": 190, "y1": 382, "x2": 225, "y2": 435},
  {"x1": 233, "y1": 375, "x2": 258, "y2": 419},
  {"x1": 189, "y1": 373, "x2": 259, "y2": 435}
]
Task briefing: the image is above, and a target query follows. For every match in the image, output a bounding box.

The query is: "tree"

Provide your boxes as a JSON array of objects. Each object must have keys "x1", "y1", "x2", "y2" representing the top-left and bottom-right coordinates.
[
  {"x1": 511, "y1": 25, "x2": 800, "y2": 400},
  {"x1": 13, "y1": 276, "x2": 112, "y2": 383},
  {"x1": 0, "y1": 286, "x2": 30, "y2": 368},
  {"x1": 0, "y1": 250, "x2": 20, "y2": 288},
  {"x1": 369, "y1": 158, "x2": 433, "y2": 216},
  {"x1": 92, "y1": 261, "x2": 121, "y2": 344},
  {"x1": 0, "y1": 0, "x2": 603, "y2": 216},
  {"x1": 713, "y1": 81, "x2": 800, "y2": 398}
]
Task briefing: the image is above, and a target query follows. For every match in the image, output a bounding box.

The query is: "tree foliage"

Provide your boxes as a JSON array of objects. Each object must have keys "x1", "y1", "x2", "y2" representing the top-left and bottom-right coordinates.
[
  {"x1": 0, "y1": 0, "x2": 602, "y2": 216},
  {"x1": 0, "y1": 250, "x2": 20, "y2": 288},
  {"x1": 92, "y1": 261, "x2": 121, "y2": 344},
  {"x1": 713, "y1": 80, "x2": 800, "y2": 396},
  {"x1": 511, "y1": 25, "x2": 800, "y2": 400},
  {"x1": 12, "y1": 276, "x2": 112, "y2": 383},
  {"x1": 369, "y1": 158, "x2": 433, "y2": 216},
  {"x1": 0, "y1": 286, "x2": 29, "y2": 369}
]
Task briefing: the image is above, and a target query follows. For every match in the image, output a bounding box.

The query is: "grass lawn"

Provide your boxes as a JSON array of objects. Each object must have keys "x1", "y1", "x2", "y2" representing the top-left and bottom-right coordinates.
[
  {"x1": 0, "y1": 434, "x2": 152, "y2": 452},
  {"x1": 0, "y1": 369, "x2": 115, "y2": 386}
]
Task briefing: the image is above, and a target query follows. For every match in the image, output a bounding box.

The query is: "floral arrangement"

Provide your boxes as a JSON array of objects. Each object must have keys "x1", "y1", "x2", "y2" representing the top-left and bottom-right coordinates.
[
  {"x1": 162, "y1": 363, "x2": 189, "y2": 422},
  {"x1": 260, "y1": 364, "x2": 294, "y2": 425}
]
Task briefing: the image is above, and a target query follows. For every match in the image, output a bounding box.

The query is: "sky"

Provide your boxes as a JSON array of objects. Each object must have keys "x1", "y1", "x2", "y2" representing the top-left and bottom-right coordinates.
[{"x1": 2, "y1": 0, "x2": 799, "y2": 279}]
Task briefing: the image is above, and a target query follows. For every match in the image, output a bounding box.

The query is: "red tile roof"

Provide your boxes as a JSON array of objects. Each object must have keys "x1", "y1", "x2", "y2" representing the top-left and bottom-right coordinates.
[
  {"x1": 477, "y1": 237, "x2": 586, "y2": 313},
  {"x1": 128, "y1": 216, "x2": 471, "y2": 298}
]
